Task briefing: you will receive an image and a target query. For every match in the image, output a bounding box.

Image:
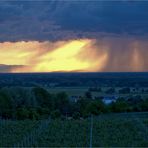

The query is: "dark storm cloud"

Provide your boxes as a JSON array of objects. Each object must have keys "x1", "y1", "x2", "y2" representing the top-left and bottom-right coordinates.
[
  {"x1": 0, "y1": 1, "x2": 22, "y2": 22},
  {"x1": 48, "y1": 1, "x2": 148, "y2": 37},
  {"x1": 0, "y1": 1, "x2": 148, "y2": 41}
]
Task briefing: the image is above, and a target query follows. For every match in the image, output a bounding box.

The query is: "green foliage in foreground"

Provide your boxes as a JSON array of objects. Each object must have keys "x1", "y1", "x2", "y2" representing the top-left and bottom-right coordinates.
[
  {"x1": 0, "y1": 120, "x2": 39, "y2": 147},
  {"x1": 0, "y1": 112, "x2": 148, "y2": 147},
  {"x1": 36, "y1": 116, "x2": 148, "y2": 147}
]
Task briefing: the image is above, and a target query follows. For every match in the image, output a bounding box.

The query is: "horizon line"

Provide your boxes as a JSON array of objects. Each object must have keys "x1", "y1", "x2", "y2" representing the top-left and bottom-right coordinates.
[{"x1": 0, "y1": 71, "x2": 148, "y2": 74}]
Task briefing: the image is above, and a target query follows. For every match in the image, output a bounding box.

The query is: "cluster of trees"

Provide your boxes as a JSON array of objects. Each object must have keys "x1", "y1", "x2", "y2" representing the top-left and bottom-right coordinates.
[
  {"x1": 118, "y1": 87, "x2": 130, "y2": 94},
  {"x1": 0, "y1": 87, "x2": 70, "y2": 120},
  {"x1": 105, "y1": 87, "x2": 131, "y2": 94},
  {"x1": 90, "y1": 87, "x2": 148, "y2": 95},
  {"x1": 74, "y1": 96, "x2": 148, "y2": 118},
  {"x1": 0, "y1": 87, "x2": 148, "y2": 120}
]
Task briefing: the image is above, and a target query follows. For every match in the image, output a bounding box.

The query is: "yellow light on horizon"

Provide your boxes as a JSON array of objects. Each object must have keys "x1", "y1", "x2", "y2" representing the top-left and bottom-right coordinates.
[
  {"x1": 34, "y1": 40, "x2": 92, "y2": 72},
  {"x1": 0, "y1": 39, "x2": 146, "y2": 73},
  {"x1": 0, "y1": 41, "x2": 39, "y2": 65},
  {"x1": 0, "y1": 39, "x2": 102, "y2": 72}
]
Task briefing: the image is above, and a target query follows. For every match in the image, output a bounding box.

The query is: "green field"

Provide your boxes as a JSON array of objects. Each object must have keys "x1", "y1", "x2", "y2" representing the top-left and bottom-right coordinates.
[
  {"x1": 48, "y1": 86, "x2": 88, "y2": 96},
  {"x1": 47, "y1": 86, "x2": 148, "y2": 98},
  {"x1": 1, "y1": 112, "x2": 148, "y2": 147}
]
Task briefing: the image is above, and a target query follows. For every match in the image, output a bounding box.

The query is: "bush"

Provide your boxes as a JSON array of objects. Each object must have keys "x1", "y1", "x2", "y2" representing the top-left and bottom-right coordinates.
[
  {"x1": 110, "y1": 100, "x2": 130, "y2": 112},
  {"x1": 85, "y1": 100, "x2": 106, "y2": 116},
  {"x1": 55, "y1": 92, "x2": 70, "y2": 115},
  {"x1": 85, "y1": 91, "x2": 92, "y2": 99},
  {"x1": 72, "y1": 112, "x2": 80, "y2": 120},
  {"x1": 37, "y1": 107, "x2": 50, "y2": 115},
  {"x1": 28, "y1": 108, "x2": 39, "y2": 120},
  {"x1": 16, "y1": 108, "x2": 30, "y2": 120},
  {"x1": 140, "y1": 99, "x2": 148, "y2": 111},
  {"x1": 51, "y1": 110, "x2": 61, "y2": 119},
  {"x1": 32, "y1": 87, "x2": 54, "y2": 110}
]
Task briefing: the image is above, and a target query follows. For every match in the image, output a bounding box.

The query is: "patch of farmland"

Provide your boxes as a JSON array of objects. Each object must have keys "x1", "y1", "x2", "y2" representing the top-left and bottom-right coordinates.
[
  {"x1": 48, "y1": 87, "x2": 88, "y2": 96},
  {"x1": 47, "y1": 86, "x2": 148, "y2": 99}
]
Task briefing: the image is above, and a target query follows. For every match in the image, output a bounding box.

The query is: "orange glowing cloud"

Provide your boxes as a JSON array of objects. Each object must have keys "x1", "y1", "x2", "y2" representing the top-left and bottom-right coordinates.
[
  {"x1": 0, "y1": 39, "x2": 107, "y2": 72},
  {"x1": 0, "y1": 38, "x2": 148, "y2": 73}
]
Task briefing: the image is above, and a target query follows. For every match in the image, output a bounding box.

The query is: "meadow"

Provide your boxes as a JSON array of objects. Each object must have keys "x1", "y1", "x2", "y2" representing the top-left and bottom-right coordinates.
[
  {"x1": 1, "y1": 112, "x2": 148, "y2": 147},
  {"x1": 47, "y1": 86, "x2": 148, "y2": 98}
]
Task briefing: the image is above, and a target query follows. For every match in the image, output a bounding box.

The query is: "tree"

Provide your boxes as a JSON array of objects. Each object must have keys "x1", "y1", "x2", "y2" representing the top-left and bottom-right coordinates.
[
  {"x1": 1, "y1": 87, "x2": 37, "y2": 109},
  {"x1": 16, "y1": 107, "x2": 30, "y2": 120},
  {"x1": 85, "y1": 91, "x2": 92, "y2": 99},
  {"x1": 85, "y1": 100, "x2": 106, "y2": 116},
  {"x1": 28, "y1": 108, "x2": 39, "y2": 120},
  {"x1": 140, "y1": 99, "x2": 148, "y2": 111},
  {"x1": 72, "y1": 112, "x2": 80, "y2": 120},
  {"x1": 50, "y1": 110, "x2": 61, "y2": 119},
  {"x1": 109, "y1": 99, "x2": 130, "y2": 112},
  {"x1": 75, "y1": 98, "x2": 90, "y2": 117},
  {"x1": 32, "y1": 87, "x2": 54, "y2": 111},
  {"x1": 0, "y1": 90, "x2": 12, "y2": 118},
  {"x1": 55, "y1": 92, "x2": 70, "y2": 115}
]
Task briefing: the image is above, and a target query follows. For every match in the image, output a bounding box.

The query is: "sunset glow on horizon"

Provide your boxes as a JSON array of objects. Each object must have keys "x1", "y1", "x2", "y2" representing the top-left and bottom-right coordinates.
[
  {"x1": 0, "y1": 38, "x2": 148, "y2": 73},
  {"x1": 0, "y1": 39, "x2": 106, "y2": 73}
]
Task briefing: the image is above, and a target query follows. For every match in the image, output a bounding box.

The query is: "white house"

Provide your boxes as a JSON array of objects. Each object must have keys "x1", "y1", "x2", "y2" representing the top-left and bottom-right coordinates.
[{"x1": 102, "y1": 96, "x2": 118, "y2": 105}]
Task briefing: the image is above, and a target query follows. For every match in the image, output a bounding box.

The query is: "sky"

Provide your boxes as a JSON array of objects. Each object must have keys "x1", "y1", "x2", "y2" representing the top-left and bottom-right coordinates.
[{"x1": 0, "y1": 0, "x2": 148, "y2": 72}]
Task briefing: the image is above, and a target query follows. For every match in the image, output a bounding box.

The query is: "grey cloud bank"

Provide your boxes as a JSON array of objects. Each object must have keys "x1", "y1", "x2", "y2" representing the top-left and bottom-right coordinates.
[{"x1": 0, "y1": 1, "x2": 148, "y2": 41}]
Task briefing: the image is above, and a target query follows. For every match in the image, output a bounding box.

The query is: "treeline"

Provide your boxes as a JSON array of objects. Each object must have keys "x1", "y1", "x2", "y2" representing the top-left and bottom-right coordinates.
[
  {"x1": 0, "y1": 87, "x2": 70, "y2": 120},
  {"x1": 0, "y1": 87, "x2": 148, "y2": 120},
  {"x1": 89, "y1": 87, "x2": 148, "y2": 94}
]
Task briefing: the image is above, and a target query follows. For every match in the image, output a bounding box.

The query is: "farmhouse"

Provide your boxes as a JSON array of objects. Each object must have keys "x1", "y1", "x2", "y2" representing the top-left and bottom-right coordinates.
[{"x1": 102, "y1": 96, "x2": 118, "y2": 105}]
